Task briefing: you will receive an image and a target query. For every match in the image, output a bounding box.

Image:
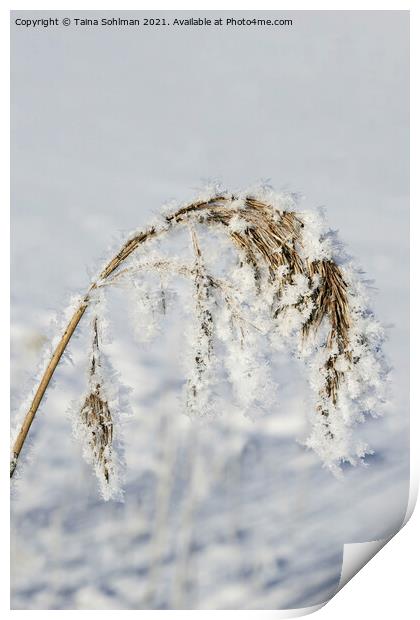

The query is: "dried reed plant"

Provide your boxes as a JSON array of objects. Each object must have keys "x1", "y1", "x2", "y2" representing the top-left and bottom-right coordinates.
[
  {"x1": 78, "y1": 317, "x2": 114, "y2": 487},
  {"x1": 10, "y1": 188, "x2": 387, "y2": 496}
]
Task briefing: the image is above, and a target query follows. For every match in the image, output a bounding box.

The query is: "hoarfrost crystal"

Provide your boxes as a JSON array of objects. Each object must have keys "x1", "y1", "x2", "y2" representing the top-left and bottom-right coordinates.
[{"x1": 12, "y1": 187, "x2": 389, "y2": 496}]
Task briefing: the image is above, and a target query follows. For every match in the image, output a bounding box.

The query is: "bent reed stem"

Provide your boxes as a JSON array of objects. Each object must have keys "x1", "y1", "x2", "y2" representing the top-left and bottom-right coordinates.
[
  {"x1": 10, "y1": 192, "x2": 352, "y2": 478},
  {"x1": 10, "y1": 301, "x2": 88, "y2": 477},
  {"x1": 10, "y1": 197, "x2": 228, "y2": 478}
]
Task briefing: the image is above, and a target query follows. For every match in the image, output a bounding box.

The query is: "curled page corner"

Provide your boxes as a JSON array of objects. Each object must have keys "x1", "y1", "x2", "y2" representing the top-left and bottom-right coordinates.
[
  {"x1": 284, "y1": 603, "x2": 325, "y2": 617},
  {"x1": 335, "y1": 476, "x2": 417, "y2": 599},
  {"x1": 403, "y1": 470, "x2": 418, "y2": 527},
  {"x1": 337, "y1": 539, "x2": 388, "y2": 592},
  {"x1": 271, "y1": 603, "x2": 325, "y2": 618}
]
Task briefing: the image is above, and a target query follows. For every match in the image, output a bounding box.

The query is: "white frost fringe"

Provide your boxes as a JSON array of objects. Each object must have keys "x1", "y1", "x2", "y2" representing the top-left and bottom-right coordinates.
[{"x1": 13, "y1": 184, "x2": 389, "y2": 499}]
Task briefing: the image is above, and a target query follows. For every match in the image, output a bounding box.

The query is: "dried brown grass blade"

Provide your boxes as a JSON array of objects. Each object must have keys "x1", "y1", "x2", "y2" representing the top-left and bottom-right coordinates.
[
  {"x1": 11, "y1": 192, "x2": 353, "y2": 477},
  {"x1": 80, "y1": 385, "x2": 113, "y2": 483}
]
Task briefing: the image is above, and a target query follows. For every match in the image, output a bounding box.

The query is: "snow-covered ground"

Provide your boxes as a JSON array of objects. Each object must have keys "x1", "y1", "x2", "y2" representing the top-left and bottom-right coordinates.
[{"x1": 11, "y1": 10, "x2": 409, "y2": 610}]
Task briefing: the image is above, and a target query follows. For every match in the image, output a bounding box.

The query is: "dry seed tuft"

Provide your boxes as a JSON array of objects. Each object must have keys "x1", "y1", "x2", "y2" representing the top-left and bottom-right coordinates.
[
  {"x1": 79, "y1": 317, "x2": 116, "y2": 492},
  {"x1": 11, "y1": 189, "x2": 386, "y2": 485}
]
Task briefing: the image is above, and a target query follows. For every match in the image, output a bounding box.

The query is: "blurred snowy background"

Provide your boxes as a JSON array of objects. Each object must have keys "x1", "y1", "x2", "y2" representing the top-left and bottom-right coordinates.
[{"x1": 10, "y1": 10, "x2": 409, "y2": 610}]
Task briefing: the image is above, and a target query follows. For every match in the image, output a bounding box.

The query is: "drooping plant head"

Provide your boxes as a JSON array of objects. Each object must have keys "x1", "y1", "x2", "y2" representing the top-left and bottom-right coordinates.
[{"x1": 13, "y1": 186, "x2": 388, "y2": 500}]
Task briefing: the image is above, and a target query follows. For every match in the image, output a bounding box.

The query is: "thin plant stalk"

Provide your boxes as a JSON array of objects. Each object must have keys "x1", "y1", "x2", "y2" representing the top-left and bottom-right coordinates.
[
  {"x1": 10, "y1": 301, "x2": 88, "y2": 477},
  {"x1": 10, "y1": 198, "x2": 227, "y2": 477},
  {"x1": 10, "y1": 192, "x2": 358, "y2": 479}
]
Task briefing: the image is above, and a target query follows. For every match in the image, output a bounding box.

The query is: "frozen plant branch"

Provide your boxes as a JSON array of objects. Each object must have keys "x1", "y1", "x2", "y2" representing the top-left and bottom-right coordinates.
[{"x1": 10, "y1": 189, "x2": 388, "y2": 492}]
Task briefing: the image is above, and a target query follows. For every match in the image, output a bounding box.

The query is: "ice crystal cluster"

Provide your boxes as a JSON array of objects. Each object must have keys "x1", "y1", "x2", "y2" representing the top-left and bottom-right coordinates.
[
  {"x1": 70, "y1": 296, "x2": 128, "y2": 500},
  {"x1": 67, "y1": 187, "x2": 388, "y2": 497}
]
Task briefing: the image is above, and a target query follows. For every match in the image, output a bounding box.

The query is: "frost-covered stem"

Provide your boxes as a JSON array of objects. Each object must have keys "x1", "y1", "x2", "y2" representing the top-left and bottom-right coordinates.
[
  {"x1": 9, "y1": 197, "x2": 229, "y2": 478},
  {"x1": 185, "y1": 226, "x2": 215, "y2": 417},
  {"x1": 11, "y1": 189, "x2": 379, "y2": 482},
  {"x1": 10, "y1": 300, "x2": 88, "y2": 477},
  {"x1": 9, "y1": 230, "x2": 158, "y2": 477},
  {"x1": 172, "y1": 428, "x2": 199, "y2": 609},
  {"x1": 143, "y1": 411, "x2": 178, "y2": 607}
]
